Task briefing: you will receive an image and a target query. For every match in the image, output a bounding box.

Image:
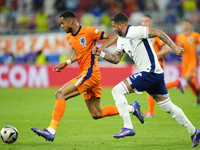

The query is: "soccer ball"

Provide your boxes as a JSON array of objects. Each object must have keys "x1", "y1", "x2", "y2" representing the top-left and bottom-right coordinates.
[{"x1": 0, "y1": 125, "x2": 18, "y2": 144}]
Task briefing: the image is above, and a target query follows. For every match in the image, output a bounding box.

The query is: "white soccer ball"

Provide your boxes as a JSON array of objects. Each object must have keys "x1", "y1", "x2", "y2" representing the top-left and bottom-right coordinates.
[{"x1": 0, "y1": 125, "x2": 18, "y2": 144}]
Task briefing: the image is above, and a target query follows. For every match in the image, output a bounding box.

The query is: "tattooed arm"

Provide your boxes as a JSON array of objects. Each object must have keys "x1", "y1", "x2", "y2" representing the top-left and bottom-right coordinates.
[
  {"x1": 103, "y1": 51, "x2": 124, "y2": 64},
  {"x1": 92, "y1": 47, "x2": 124, "y2": 64},
  {"x1": 148, "y1": 27, "x2": 184, "y2": 57}
]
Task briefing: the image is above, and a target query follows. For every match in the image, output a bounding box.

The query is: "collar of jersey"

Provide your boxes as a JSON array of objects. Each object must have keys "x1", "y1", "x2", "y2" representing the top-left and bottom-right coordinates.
[
  {"x1": 125, "y1": 24, "x2": 132, "y2": 37},
  {"x1": 72, "y1": 25, "x2": 82, "y2": 36}
]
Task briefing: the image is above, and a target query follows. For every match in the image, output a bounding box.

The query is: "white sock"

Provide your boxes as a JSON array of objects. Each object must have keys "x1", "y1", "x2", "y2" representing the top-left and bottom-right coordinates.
[
  {"x1": 112, "y1": 82, "x2": 133, "y2": 129},
  {"x1": 123, "y1": 116, "x2": 134, "y2": 129},
  {"x1": 47, "y1": 127, "x2": 56, "y2": 135},
  {"x1": 157, "y1": 98, "x2": 196, "y2": 136}
]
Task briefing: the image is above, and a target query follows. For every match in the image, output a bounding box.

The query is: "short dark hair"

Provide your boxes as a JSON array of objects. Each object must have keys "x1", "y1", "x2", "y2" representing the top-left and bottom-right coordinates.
[
  {"x1": 111, "y1": 12, "x2": 129, "y2": 23},
  {"x1": 59, "y1": 10, "x2": 76, "y2": 19},
  {"x1": 182, "y1": 19, "x2": 191, "y2": 24},
  {"x1": 143, "y1": 14, "x2": 152, "y2": 20}
]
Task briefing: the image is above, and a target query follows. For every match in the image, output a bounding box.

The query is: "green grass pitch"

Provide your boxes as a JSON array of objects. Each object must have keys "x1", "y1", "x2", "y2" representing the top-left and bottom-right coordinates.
[{"x1": 0, "y1": 87, "x2": 200, "y2": 150}]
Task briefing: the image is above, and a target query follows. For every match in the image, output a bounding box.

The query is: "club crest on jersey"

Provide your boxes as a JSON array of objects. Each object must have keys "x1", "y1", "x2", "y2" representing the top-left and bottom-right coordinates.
[
  {"x1": 150, "y1": 38, "x2": 154, "y2": 44},
  {"x1": 80, "y1": 37, "x2": 86, "y2": 45},
  {"x1": 189, "y1": 37, "x2": 194, "y2": 44}
]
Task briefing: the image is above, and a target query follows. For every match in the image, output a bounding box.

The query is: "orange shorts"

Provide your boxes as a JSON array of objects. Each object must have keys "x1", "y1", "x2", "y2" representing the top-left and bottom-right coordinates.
[{"x1": 70, "y1": 68, "x2": 102, "y2": 100}]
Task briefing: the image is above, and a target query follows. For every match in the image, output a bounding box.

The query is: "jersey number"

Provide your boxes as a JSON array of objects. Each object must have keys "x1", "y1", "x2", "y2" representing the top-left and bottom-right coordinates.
[{"x1": 134, "y1": 73, "x2": 142, "y2": 78}]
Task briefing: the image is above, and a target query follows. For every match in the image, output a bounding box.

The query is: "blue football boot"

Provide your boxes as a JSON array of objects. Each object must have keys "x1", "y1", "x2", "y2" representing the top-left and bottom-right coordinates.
[
  {"x1": 130, "y1": 101, "x2": 144, "y2": 124},
  {"x1": 113, "y1": 127, "x2": 135, "y2": 139},
  {"x1": 31, "y1": 127, "x2": 55, "y2": 142}
]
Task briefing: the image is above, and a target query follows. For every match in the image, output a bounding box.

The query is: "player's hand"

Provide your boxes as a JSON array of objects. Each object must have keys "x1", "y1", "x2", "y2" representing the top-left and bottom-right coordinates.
[
  {"x1": 92, "y1": 46, "x2": 101, "y2": 56},
  {"x1": 53, "y1": 62, "x2": 68, "y2": 72},
  {"x1": 174, "y1": 46, "x2": 184, "y2": 57},
  {"x1": 99, "y1": 46, "x2": 106, "y2": 52}
]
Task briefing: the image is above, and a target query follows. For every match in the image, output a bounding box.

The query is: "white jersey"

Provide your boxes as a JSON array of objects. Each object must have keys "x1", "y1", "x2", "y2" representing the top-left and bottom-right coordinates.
[{"x1": 116, "y1": 25, "x2": 163, "y2": 74}]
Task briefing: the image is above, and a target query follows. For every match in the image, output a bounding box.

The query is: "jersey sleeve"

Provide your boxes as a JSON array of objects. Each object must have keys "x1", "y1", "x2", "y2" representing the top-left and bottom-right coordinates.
[
  {"x1": 89, "y1": 27, "x2": 104, "y2": 40},
  {"x1": 66, "y1": 34, "x2": 74, "y2": 50},
  {"x1": 126, "y1": 26, "x2": 148, "y2": 39},
  {"x1": 115, "y1": 37, "x2": 124, "y2": 52}
]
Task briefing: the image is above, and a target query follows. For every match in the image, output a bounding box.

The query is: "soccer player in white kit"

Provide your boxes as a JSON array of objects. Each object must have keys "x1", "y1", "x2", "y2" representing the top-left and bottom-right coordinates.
[{"x1": 92, "y1": 12, "x2": 200, "y2": 147}]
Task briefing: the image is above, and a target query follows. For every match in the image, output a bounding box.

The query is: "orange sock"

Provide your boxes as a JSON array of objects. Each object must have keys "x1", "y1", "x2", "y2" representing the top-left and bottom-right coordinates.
[
  {"x1": 101, "y1": 105, "x2": 119, "y2": 118},
  {"x1": 166, "y1": 80, "x2": 178, "y2": 89},
  {"x1": 189, "y1": 78, "x2": 199, "y2": 97},
  {"x1": 146, "y1": 93, "x2": 155, "y2": 114},
  {"x1": 49, "y1": 99, "x2": 66, "y2": 130}
]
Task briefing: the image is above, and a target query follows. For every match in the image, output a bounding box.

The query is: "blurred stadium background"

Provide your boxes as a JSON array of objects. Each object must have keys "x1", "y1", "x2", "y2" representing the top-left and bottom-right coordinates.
[
  {"x1": 1, "y1": 2, "x2": 200, "y2": 149},
  {"x1": 0, "y1": 0, "x2": 200, "y2": 88}
]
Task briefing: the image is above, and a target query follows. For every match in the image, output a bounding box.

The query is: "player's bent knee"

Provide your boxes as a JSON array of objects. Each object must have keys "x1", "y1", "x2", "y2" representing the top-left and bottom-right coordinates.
[
  {"x1": 55, "y1": 90, "x2": 63, "y2": 99},
  {"x1": 112, "y1": 82, "x2": 127, "y2": 96},
  {"x1": 111, "y1": 85, "x2": 119, "y2": 95},
  {"x1": 91, "y1": 113, "x2": 102, "y2": 120}
]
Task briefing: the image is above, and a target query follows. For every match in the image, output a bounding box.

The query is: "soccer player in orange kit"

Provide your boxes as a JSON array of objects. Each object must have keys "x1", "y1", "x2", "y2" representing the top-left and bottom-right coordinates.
[
  {"x1": 176, "y1": 19, "x2": 200, "y2": 105},
  {"x1": 141, "y1": 15, "x2": 184, "y2": 117},
  {"x1": 31, "y1": 10, "x2": 144, "y2": 141}
]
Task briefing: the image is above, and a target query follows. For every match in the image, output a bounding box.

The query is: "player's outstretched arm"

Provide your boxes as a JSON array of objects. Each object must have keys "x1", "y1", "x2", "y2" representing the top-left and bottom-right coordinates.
[
  {"x1": 92, "y1": 47, "x2": 123, "y2": 64},
  {"x1": 53, "y1": 52, "x2": 77, "y2": 72},
  {"x1": 100, "y1": 32, "x2": 118, "y2": 52},
  {"x1": 148, "y1": 27, "x2": 184, "y2": 57}
]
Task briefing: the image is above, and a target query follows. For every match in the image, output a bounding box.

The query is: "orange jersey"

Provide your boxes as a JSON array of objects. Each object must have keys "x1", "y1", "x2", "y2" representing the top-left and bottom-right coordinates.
[
  {"x1": 176, "y1": 31, "x2": 200, "y2": 77},
  {"x1": 66, "y1": 26, "x2": 104, "y2": 100},
  {"x1": 150, "y1": 37, "x2": 166, "y2": 69},
  {"x1": 176, "y1": 31, "x2": 200, "y2": 64},
  {"x1": 66, "y1": 25, "x2": 104, "y2": 73}
]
